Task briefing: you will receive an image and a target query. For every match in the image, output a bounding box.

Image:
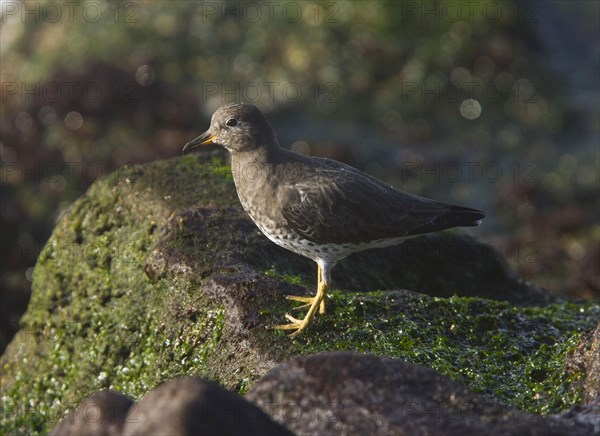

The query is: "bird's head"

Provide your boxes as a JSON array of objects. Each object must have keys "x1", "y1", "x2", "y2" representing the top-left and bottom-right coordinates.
[{"x1": 183, "y1": 103, "x2": 278, "y2": 154}]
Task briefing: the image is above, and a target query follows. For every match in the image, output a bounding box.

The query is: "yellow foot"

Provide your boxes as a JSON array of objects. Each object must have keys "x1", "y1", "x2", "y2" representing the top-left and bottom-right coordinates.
[
  {"x1": 286, "y1": 295, "x2": 312, "y2": 310},
  {"x1": 273, "y1": 263, "x2": 329, "y2": 337},
  {"x1": 273, "y1": 294, "x2": 326, "y2": 337},
  {"x1": 285, "y1": 295, "x2": 326, "y2": 314},
  {"x1": 273, "y1": 314, "x2": 311, "y2": 337},
  {"x1": 286, "y1": 295, "x2": 313, "y2": 303}
]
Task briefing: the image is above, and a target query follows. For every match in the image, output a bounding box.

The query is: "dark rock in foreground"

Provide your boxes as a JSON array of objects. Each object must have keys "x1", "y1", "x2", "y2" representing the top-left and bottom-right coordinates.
[
  {"x1": 49, "y1": 390, "x2": 133, "y2": 436},
  {"x1": 121, "y1": 377, "x2": 292, "y2": 436},
  {"x1": 248, "y1": 353, "x2": 594, "y2": 436},
  {"x1": 50, "y1": 377, "x2": 291, "y2": 436},
  {"x1": 50, "y1": 353, "x2": 596, "y2": 436}
]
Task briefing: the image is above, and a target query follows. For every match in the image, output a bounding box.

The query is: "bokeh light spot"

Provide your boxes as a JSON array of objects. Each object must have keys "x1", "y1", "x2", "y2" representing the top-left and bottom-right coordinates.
[
  {"x1": 64, "y1": 111, "x2": 84, "y2": 130},
  {"x1": 15, "y1": 112, "x2": 33, "y2": 131},
  {"x1": 460, "y1": 99, "x2": 481, "y2": 120},
  {"x1": 290, "y1": 140, "x2": 310, "y2": 155},
  {"x1": 135, "y1": 65, "x2": 155, "y2": 86}
]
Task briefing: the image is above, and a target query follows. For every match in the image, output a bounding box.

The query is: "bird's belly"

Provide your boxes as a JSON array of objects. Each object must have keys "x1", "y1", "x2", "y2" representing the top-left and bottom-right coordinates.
[{"x1": 254, "y1": 218, "x2": 412, "y2": 264}]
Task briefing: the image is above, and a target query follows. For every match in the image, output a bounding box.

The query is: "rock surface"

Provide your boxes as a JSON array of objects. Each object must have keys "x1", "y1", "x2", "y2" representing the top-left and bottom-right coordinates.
[
  {"x1": 121, "y1": 377, "x2": 292, "y2": 436},
  {"x1": 50, "y1": 353, "x2": 597, "y2": 436},
  {"x1": 49, "y1": 390, "x2": 133, "y2": 436},
  {"x1": 50, "y1": 377, "x2": 291, "y2": 436},
  {"x1": 564, "y1": 322, "x2": 600, "y2": 403},
  {"x1": 247, "y1": 352, "x2": 594, "y2": 435},
  {"x1": 1, "y1": 154, "x2": 598, "y2": 434}
]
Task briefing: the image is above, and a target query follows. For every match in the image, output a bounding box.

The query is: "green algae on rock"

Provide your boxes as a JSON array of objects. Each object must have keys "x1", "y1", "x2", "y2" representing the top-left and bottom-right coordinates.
[
  {"x1": 1, "y1": 154, "x2": 597, "y2": 435},
  {"x1": 289, "y1": 290, "x2": 598, "y2": 415}
]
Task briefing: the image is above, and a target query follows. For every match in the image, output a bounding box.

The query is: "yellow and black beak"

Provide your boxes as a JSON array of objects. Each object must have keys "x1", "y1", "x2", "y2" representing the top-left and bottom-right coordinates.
[{"x1": 182, "y1": 131, "x2": 216, "y2": 154}]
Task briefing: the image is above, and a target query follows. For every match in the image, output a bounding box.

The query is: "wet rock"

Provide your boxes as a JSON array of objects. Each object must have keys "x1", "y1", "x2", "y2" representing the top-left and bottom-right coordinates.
[
  {"x1": 49, "y1": 377, "x2": 292, "y2": 436},
  {"x1": 121, "y1": 377, "x2": 292, "y2": 436},
  {"x1": 50, "y1": 390, "x2": 133, "y2": 436},
  {"x1": 560, "y1": 322, "x2": 600, "y2": 433},
  {"x1": 558, "y1": 398, "x2": 600, "y2": 436},
  {"x1": 247, "y1": 352, "x2": 594, "y2": 436},
  {"x1": 564, "y1": 322, "x2": 600, "y2": 403}
]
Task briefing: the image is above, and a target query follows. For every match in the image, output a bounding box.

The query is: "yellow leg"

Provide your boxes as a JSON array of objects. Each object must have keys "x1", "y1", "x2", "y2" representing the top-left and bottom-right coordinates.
[
  {"x1": 273, "y1": 275, "x2": 328, "y2": 337},
  {"x1": 282, "y1": 265, "x2": 327, "y2": 313},
  {"x1": 317, "y1": 264, "x2": 326, "y2": 314}
]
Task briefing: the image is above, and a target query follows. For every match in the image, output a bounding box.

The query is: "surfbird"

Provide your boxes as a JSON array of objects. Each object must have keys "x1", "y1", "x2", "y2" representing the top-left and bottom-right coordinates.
[{"x1": 183, "y1": 103, "x2": 485, "y2": 337}]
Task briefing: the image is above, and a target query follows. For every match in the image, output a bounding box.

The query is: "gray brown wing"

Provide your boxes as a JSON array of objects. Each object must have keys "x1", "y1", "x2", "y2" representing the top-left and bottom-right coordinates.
[{"x1": 281, "y1": 164, "x2": 484, "y2": 245}]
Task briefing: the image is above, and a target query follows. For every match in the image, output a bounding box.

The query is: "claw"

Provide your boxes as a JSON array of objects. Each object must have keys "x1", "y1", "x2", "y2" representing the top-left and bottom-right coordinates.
[
  {"x1": 286, "y1": 295, "x2": 314, "y2": 303},
  {"x1": 272, "y1": 263, "x2": 329, "y2": 337},
  {"x1": 272, "y1": 292, "x2": 325, "y2": 337},
  {"x1": 284, "y1": 313, "x2": 303, "y2": 323},
  {"x1": 286, "y1": 295, "x2": 313, "y2": 310},
  {"x1": 285, "y1": 294, "x2": 326, "y2": 314},
  {"x1": 272, "y1": 317, "x2": 310, "y2": 337}
]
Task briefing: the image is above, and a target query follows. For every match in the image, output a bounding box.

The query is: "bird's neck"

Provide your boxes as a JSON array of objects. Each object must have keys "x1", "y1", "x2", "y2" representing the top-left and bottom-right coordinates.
[
  {"x1": 231, "y1": 141, "x2": 283, "y2": 166},
  {"x1": 229, "y1": 142, "x2": 286, "y2": 188}
]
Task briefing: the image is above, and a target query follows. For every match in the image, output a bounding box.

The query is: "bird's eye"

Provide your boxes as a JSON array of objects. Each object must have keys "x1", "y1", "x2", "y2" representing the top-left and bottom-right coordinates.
[{"x1": 226, "y1": 118, "x2": 238, "y2": 127}]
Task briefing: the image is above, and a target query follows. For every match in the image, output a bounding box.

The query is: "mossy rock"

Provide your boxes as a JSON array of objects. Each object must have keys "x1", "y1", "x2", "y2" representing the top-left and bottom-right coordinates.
[{"x1": 1, "y1": 153, "x2": 598, "y2": 434}]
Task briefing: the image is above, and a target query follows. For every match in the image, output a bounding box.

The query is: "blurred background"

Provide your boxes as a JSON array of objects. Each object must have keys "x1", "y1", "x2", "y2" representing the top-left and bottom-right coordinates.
[{"x1": 1, "y1": 0, "x2": 598, "y2": 352}]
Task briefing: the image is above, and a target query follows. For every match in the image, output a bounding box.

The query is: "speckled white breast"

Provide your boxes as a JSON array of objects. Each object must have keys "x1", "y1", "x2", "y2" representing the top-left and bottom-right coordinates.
[{"x1": 253, "y1": 218, "x2": 410, "y2": 265}]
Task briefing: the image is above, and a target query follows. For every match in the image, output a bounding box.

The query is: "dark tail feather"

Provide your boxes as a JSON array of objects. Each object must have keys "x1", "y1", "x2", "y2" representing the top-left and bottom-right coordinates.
[
  {"x1": 407, "y1": 205, "x2": 485, "y2": 236},
  {"x1": 446, "y1": 205, "x2": 485, "y2": 226}
]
